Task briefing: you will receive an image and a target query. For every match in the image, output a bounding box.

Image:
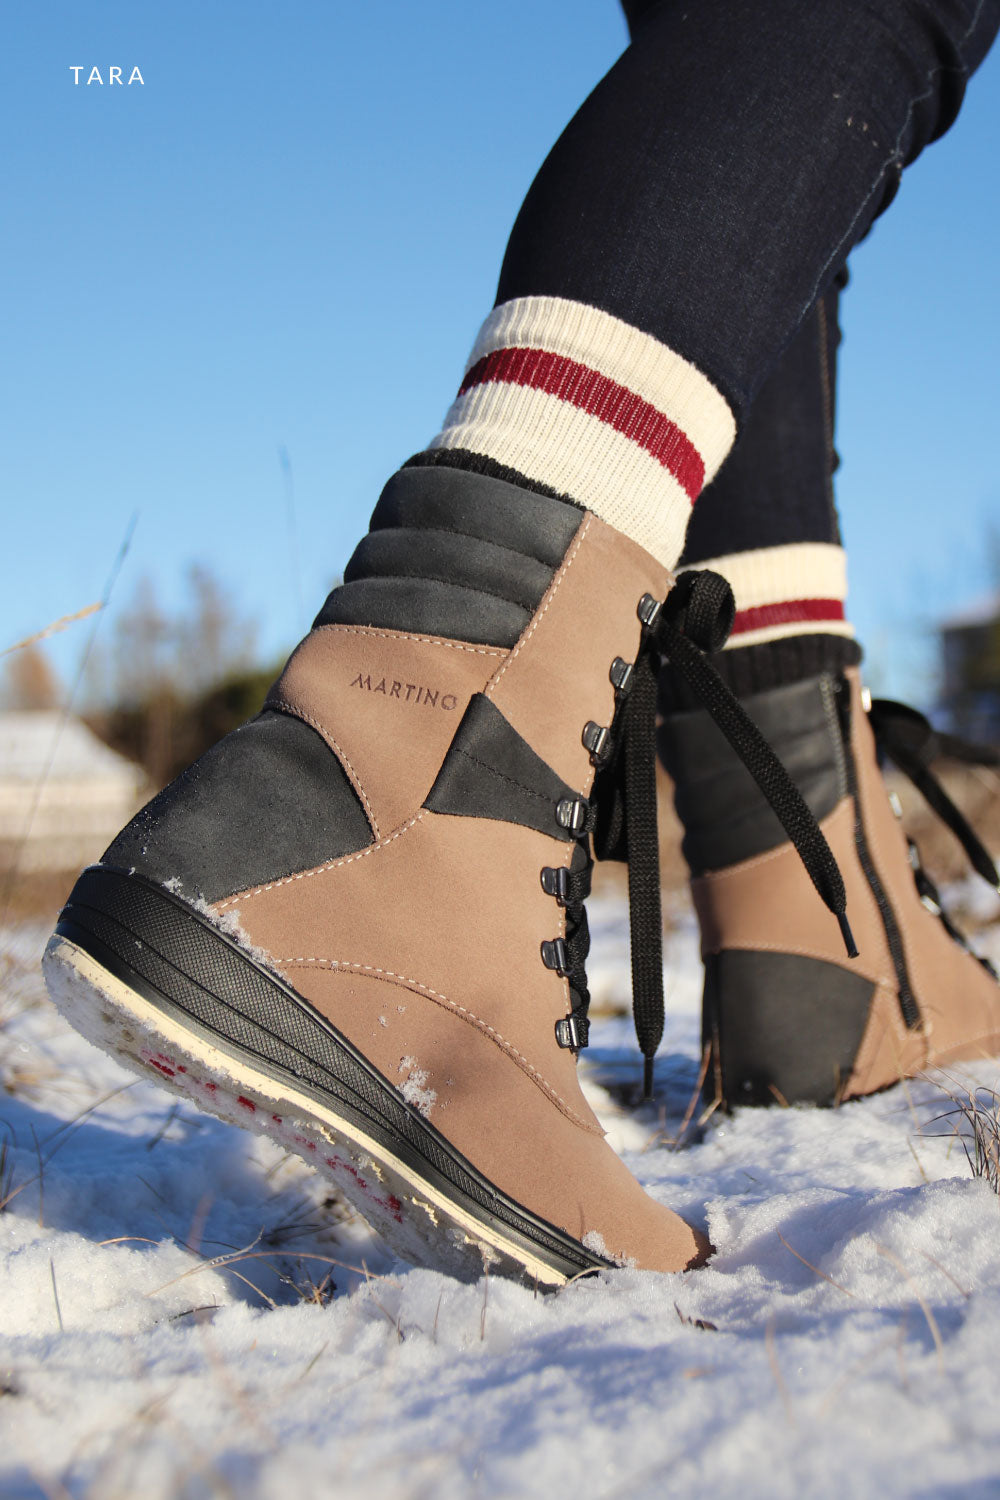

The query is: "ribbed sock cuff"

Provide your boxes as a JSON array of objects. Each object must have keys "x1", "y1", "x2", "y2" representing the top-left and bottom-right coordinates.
[
  {"x1": 424, "y1": 296, "x2": 735, "y2": 569},
  {"x1": 680, "y1": 541, "x2": 854, "y2": 648},
  {"x1": 660, "y1": 540, "x2": 859, "y2": 707}
]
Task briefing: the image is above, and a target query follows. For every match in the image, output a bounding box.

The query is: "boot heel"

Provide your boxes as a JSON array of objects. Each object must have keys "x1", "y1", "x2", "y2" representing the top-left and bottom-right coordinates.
[{"x1": 704, "y1": 949, "x2": 875, "y2": 1108}]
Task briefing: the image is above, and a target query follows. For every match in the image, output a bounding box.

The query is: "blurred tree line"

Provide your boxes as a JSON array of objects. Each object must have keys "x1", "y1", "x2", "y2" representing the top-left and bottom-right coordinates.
[
  {"x1": 88, "y1": 565, "x2": 284, "y2": 788},
  {"x1": 2, "y1": 565, "x2": 288, "y2": 791}
]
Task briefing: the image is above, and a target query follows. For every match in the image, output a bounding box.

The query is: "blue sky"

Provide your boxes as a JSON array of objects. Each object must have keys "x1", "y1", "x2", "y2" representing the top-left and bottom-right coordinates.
[{"x1": 3, "y1": 1, "x2": 999, "y2": 706}]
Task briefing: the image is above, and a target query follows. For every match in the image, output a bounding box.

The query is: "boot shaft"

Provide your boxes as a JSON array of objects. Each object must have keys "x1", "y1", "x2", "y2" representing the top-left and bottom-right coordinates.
[{"x1": 659, "y1": 666, "x2": 1000, "y2": 1106}]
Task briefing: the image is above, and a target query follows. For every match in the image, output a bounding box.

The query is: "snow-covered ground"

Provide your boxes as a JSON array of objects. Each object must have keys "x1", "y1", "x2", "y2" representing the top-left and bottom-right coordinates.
[{"x1": 3, "y1": 895, "x2": 1000, "y2": 1500}]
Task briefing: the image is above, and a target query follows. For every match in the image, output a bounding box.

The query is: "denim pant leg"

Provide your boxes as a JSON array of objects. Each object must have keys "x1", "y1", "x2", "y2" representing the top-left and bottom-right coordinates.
[
  {"x1": 497, "y1": 0, "x2": 999, "y2": 425},
  {"x1": 680, "y1": 273, "x2": 847, "y2": 565}
]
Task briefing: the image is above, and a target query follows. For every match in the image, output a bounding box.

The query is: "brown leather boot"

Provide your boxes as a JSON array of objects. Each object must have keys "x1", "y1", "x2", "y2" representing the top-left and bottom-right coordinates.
[
  {"x1": 658, "y1": 664, "x2": 1000, "y2": 1108},
  {"x1": 43, "y1": 467, "x2": 711, "y2": 1284}
]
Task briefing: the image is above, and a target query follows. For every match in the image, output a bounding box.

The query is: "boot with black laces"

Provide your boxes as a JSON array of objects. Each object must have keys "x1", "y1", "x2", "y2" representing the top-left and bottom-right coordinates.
[
  {"x1": 44, "y1": 261, "x2": 871, "y2": 1276},
  {"x1": 45, "y1": 462, "x2": 723, "y2": 1283},
  {"x1": 658, "y1": 659, "x2": 1000, "y2": 1109}
]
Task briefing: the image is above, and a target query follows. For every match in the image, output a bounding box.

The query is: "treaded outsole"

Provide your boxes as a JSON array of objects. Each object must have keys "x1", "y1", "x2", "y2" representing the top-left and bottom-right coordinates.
[{"x1": 43, "y1": 867, "x2": 611, "y2": 1287}]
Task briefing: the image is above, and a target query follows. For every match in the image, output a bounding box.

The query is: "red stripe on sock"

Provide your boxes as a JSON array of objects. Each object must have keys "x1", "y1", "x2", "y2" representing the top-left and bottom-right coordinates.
[
  {"x1": 730, "y1": 599, "x2": 846, "y2": 635},
  {"x1": 459, "y1": 347, "x2": 705, "y2": 500}
]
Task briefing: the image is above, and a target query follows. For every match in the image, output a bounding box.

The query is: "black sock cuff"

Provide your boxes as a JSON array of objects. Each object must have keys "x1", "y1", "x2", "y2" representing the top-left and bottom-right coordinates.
[{"x1": 659, "y1": 633, "x2": 862, "y2": 712}]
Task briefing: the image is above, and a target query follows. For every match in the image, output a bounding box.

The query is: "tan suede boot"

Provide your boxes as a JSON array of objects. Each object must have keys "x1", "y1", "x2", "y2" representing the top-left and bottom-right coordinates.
[
  {"x1": 44, "y1": 469, "x2": 711, "y2": 1285},
  {"x1": 658, "y1": 665, "x2": 1000, "y2": 1108}
]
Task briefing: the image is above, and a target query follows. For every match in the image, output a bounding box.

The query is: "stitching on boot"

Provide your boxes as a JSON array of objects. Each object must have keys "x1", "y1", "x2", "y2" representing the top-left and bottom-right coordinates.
[
  {"x1": 448, "y1": 745, "x2": 555, "y2": 806},
  {"x1": 314, "y1": 623, "x2": 506, "y2": 657},
  {"x1": 216, "y1": 813, "x2": 425, "y2": 910},
  {"x1": 708, "y1": 939, "x2": 897, "y2": 989},
  {"x1": 929, "y1": 1024, "x2": 1000, "y2": 1061},
  {"x1": 269, "y1": 697, "x2": 381, "y2": 842},
  {"x1": 272, "y1": 956, "x2": 602, "y2": 1134},
  {"x1": 694, "y1": 800, "x2": 855, "y2": 884},
  {"x1": 484, "y1": 515, "x2": 592, "y2": 698}
]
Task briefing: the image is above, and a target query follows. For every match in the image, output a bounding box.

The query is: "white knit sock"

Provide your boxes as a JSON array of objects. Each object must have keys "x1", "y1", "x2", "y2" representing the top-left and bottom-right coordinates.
[
  {"x1": 427, "y1": 296, "x2": 736, "y2": 569},
  {"x1": 680, "y1": 541, "x2": 855, "y2": 648}
]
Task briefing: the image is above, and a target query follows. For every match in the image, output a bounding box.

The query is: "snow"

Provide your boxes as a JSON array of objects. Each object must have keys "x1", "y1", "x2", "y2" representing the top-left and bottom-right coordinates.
[{"x1": 4, "y1": 902, "x2": 1000, "y2": 1499}]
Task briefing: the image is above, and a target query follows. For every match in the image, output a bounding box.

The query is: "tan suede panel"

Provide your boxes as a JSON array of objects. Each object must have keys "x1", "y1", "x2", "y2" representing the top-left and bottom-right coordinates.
[
  {"x1": 263, "y1": 964, "x2": 706, "y2": 1272},
  {"x1": 692, "y1": 799, "x2": 899, "y2": 989},
  {"x1": 484, "y1": 514, "x2": 669, "y2": 792},
  {"x1": 267, "y1": 625, "x2": 504, "y2": 839},
  {"x1": 218, "y1": 811, "x2": 598, "y2": 1124},
  {"x1": 843, "y1": 982, "x2": 925, "y2": 1098},
  {"x1": 844, "y1": 668, "x2": 1000, "y2": 1068}
]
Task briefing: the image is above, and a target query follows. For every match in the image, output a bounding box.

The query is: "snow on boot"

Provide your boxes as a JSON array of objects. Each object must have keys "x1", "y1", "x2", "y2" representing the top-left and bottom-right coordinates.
[{"x1": 658, "y1": 665, "x2": 1000, "y2": 1108}]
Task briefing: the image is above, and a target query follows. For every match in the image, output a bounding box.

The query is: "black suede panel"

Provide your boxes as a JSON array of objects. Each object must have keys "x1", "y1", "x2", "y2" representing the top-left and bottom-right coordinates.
[
  {"x1": 318, "y1": 577, "x2": 532, "y2": 647},
  {"x1": 704, "y1": 949, "x2": 875, "y2": 1107},
  {"x1": 375, "y1": 464, "x2": 583, "y2": 567},
  {"x1": 344, "y1": 529, "x2": 553, "y2": 614},
  {"x1": 314, "y1": 465, "x2": 584, "y2": 649},
  {"x1": 425, "y1": 693, "x2": 579, "y2": 841},
  {"x1": 102, "y1": 709, "x2": 374, "y2": 903},
  {"x1": 657, "y1": 673, "x2": 847, "y2": 873}
]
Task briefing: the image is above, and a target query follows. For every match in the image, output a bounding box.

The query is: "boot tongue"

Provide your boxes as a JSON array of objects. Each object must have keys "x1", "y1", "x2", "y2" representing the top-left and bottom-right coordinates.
[{"x1": 313, "y1": 463, "x2": 586, "y2": 649}]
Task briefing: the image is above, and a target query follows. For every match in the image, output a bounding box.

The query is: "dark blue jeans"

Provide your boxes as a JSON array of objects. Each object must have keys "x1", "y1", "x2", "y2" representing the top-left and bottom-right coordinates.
[
  {"x1": 498, "y1": 0, "x2": 998, "y2": 435},
  {"x1": 680, "y1": 274, "x2": 847, "y2": 564}
]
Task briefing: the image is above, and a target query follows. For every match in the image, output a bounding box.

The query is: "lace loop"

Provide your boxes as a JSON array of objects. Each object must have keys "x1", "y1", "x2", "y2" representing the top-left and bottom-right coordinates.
[{"x1": 660, "y1": 569, "x2": 735, "y2": 653}]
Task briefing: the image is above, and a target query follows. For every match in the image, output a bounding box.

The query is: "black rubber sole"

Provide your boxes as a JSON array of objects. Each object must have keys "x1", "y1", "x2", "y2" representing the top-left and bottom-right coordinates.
[{"x1": 45, "y1": 865, "x2": 611, "y2": 1286}]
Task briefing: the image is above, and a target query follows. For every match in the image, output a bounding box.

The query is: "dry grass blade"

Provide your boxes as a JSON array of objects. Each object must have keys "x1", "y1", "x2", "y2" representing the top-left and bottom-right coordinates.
[
  {"x1": 776, "y1": 1230, "x2": 857, "y2": 1299},
  {"x1": 926, "y1": 1077, "x2": 1000, "y2": 1196},
  {"x1": 0, "y1": 1082, "x2": 139, "y2": 1214},
  {"x1": 876, "y1": 1243, "x2": 945, "y2": 1374},
  {"x1": 0, "y1": 1125, "x2": 15, "y2": 1210},
  {"x1": 918, "y1": 1250, "x2": 970, "y2": 1300},
  {"x1": 49, "y1": 1258, "x2": 64, "y2": 1332},
  {"x1": 907, "y1": 1137, "x2": 929, "y2": 1182},
  {"x1": 0, "y1": 511, "x2": 136, "y2": 934},
  {"x1": 147, "y1": 1240, "x2": 396, "y2": 1300},
  {"x1": 1, "y1": 602, "x2": 102, "y2": 657},
  {"x1": 643, "y1": 1041, "x2": 711, "y2": 1152},
  {"x1": 765, "y1": 1315, "x2": 795, "y2": 1426},
  {"x1": 480, "y1": 1264, "x2": 489, "y2": 1341}
]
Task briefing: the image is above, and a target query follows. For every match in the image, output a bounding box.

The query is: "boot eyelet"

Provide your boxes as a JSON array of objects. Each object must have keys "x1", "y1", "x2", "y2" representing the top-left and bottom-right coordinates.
[
  {"x1": 556, "y1": 797, "x2": 589, "y2": 834},
  {"x1": 609, "y1": 657, "x2": 633, "y2": 694},
  {"x1": 540, "y1": 866, "x2": 569, "y2": 904},
  {"x1": 582, "y1": 721, "x2": 611, "y2": 766},
  {"x1": 555, "y1": 1014, "x2": 589, "y2": 1050},
  {"x1": 541, "y1": 937, "x2": 570, "y2": 976},
  {"x1": 637, "y1": 593, "x2": 662, "y2": 628}
]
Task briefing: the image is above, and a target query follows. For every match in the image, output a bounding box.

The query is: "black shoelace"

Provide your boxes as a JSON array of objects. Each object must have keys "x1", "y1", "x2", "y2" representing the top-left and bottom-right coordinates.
[
  {"x1": 868, "y1": 697, "x2": 999, "y2": 975},
  {"x1": 590, "y1": 570, "x2": 857, "y2": 1097}
]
